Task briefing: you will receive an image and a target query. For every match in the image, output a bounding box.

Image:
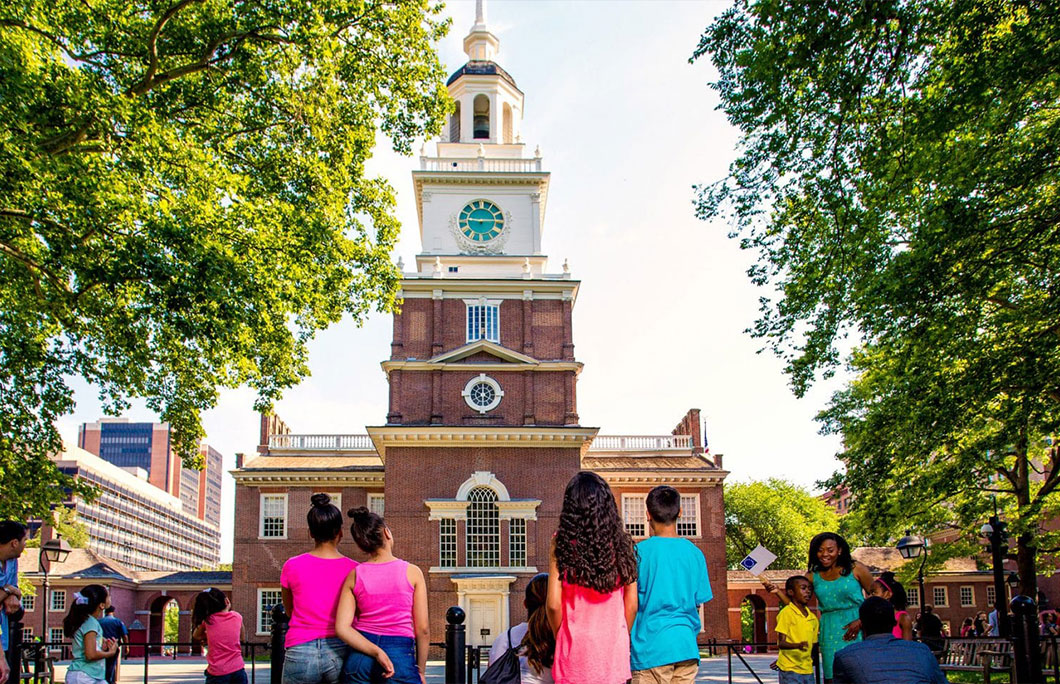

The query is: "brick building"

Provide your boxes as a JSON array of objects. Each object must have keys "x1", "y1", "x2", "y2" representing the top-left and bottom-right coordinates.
[{"x1": 231, "y1": 6, "x2": 729, "y2": 647}]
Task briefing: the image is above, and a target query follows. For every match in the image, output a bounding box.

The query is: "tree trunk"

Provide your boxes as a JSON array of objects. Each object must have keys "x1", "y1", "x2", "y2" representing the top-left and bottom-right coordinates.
[{"x1": 1017, "y1": 532, "x2": 1039, "y2": 601}]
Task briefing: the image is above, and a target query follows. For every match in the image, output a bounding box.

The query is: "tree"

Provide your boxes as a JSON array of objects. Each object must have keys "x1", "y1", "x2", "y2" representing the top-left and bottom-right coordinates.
[
  {"x1": 25, "y1": 507, "x2": 89, "y2": 549},
  {"x1": 0, "y1": 0, "x2": 452, "y2": 520},
  {"x1": 725, "y1": 479, "x2": 839, "y2": 570},
  {"x1": 694, "y1": 0, "x2": 1060, "y2": 597}
]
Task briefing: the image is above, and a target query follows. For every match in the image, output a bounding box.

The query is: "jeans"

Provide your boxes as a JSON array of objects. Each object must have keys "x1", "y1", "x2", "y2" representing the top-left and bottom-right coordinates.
[
  {"x1": 283, "y1": 637, "x2": 349, "y2": 684},
  {"x1": 206, "y1": 668, "x2": 249, "y2": 684},
  {"x1": 778, "y1": 670, "x2": 815, "y2": 684},
  {"x1": 344, "y1": 633, "x2": 419, "y2": 684}
]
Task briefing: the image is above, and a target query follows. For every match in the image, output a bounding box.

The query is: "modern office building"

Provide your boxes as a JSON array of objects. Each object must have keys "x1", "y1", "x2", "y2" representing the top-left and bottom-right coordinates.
[
  {"x1": 54, "y1": 443, "x2": 222, "y2": 571},
  {"x1": 78, "y1": 418, "x2": 223, "y2": 529}
]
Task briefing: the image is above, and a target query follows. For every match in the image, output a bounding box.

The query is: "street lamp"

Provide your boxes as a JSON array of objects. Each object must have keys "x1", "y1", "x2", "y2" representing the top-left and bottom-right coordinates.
[
  {"x1": 39, "y1": 537, "x2": 71, "y2": 650},
  {"x1": 1007, "y1": 572, "x2": 1020, "y2": 593},
  {"x1": 896, "y1": 531, "x2": 928, "y2": 616},
  {"x1": 980, "y1": 517, "x2": 1011, "y2": 637}
]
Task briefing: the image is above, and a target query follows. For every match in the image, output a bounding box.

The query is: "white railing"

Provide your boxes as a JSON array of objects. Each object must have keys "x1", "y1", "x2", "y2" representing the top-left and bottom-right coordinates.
[
  {"x1": 589, "y1": 435, "x2": 694, "y2": 452},
  {"x1": 268, "y1": 434, "x2": 374, "y2": 451},
  {"x1": 419, "y1": 157, "x2": 543, "y2": 173}
]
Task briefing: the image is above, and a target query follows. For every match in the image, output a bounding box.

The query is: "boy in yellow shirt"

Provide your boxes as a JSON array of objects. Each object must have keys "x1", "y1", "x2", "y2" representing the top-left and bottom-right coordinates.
[{"x1": 775, "y1": 576, "x2": 819, "y2": 684}]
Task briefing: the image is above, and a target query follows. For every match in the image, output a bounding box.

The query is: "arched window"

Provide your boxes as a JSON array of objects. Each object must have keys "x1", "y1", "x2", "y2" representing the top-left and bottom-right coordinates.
[
  {"x1": 466, "y1": 486, "x2": 499, "y2": 567},
  {"x1": 502, "y1": 104, "x2": 513, "y2": 144},
  {"x1": 449, "y1": 102, "x2": 461, "y2": 143},
  {"x1": 473, "y1": 94, "x2": 490, "y2": 140}
]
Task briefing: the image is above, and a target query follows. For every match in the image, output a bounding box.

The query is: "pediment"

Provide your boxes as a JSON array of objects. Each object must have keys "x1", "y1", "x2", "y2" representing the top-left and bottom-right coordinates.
[{"x1": 430, "y1": 340, "x2": 539, "y2": 366}]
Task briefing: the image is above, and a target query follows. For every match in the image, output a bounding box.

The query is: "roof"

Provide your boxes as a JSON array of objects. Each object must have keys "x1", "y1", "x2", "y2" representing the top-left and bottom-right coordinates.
[
  {"x1": 581, "y1": 454, "x2": 718, "y2": 471},
  {"x1": 240, "y1": 455, "x2": 383, "y2": 470},
  {"x1": 852, "y1": 547, "x2": 980, "y2": 574},
  {"x1": 447, "y1": 60, "x2": 519, "y2": 89},
  {"x1": 19, "y1": 548, "x2": 232, "y2": 586}
]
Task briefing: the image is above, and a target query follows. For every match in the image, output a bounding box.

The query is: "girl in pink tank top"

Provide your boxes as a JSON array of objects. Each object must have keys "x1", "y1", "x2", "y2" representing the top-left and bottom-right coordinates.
[
  {"x1": 336, "y1": 507, "x2": 429, "y2": 684},
  {"x1": 872, "y1": 572, "x2": 913, "y2": 639},
  {"x1": 547, "y1": 472, "x2": 639, "y2": 684}
]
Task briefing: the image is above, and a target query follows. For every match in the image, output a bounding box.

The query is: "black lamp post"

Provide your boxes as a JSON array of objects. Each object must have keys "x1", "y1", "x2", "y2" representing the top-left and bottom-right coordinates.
[
  {"x1": 896, "y1": 531, "x2": 928, "y2": 617},
  {"x1": 980, "y1": 517, "x2": 1011, "y2": 638},
  {"x1": 39, "y1": 537, "x2": 72, "y2": 649}
]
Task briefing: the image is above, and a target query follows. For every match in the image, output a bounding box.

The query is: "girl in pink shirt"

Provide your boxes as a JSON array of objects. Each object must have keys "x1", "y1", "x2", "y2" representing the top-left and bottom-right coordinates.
[
  {"x1": 280, "y1": 494, "x2": 358, "y2": 684},
  {"x1": 192, "y1": 588, "x2": 246, "y2": 684},
  {"x1": 336, "y1": 507, "x2": 429, "y2": 684},
  {"x1": 547, "y1": 472, "x2": 639, "y2": 684}
]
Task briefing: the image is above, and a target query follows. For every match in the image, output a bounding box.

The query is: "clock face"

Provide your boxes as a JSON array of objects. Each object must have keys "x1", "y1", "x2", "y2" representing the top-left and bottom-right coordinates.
[{"x1": 459, "y1": 200, "x2": 505, "y2": 242}]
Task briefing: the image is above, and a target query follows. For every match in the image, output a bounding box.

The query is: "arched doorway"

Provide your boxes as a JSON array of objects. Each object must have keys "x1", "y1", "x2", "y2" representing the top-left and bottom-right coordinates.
[
  {"x1": 147, "y1": 596, "x2": 179, "y2": 655},
  {"x1": 741, "y1": 594, "x2": 768, "y2": 652}
]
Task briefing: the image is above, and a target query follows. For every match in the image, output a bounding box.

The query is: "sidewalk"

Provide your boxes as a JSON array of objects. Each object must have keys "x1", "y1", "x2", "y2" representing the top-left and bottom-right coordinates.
[{"x1": 47, "y1": 654, "x2": 778, "y2": 683}]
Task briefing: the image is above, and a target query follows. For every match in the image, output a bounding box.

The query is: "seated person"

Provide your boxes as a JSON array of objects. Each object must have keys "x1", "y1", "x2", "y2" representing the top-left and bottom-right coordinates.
[{"x1": 832, "y1": 597, "x2": 948, "y2": 684}]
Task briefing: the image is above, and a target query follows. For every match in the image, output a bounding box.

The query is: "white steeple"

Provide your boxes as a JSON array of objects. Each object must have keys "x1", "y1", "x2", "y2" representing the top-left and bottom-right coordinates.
[{"x1": 463, "y1": 0, "x2": 500, "y2": 62}]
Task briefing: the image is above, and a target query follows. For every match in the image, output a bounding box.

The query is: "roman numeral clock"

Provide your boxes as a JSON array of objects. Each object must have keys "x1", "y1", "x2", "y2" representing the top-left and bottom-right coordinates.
[{"x1": 451, "y1": 199, "x2": 512, "y2": 253}]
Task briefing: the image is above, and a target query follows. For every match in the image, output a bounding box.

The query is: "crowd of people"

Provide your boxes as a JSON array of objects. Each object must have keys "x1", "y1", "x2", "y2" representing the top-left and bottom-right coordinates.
[{"x1": 0, "y1": 477, "x2": 1045, "y2": 684}]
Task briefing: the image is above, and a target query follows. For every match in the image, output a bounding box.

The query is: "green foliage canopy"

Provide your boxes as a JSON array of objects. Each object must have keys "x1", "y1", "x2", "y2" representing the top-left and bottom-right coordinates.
[
  {"x1": 694, "y1": 0, "x2": 1060, "y2": 594},
  {"x1": 724, "y1": 478, "x2": 839, "y2": 570},
  {"x1": 0, "y1": 0, "x2": 451, "y2": 519}
]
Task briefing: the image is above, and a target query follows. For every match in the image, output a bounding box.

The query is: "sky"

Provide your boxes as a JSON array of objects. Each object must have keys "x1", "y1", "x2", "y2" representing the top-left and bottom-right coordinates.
[{"x1": 56, "y1": 0, "x2": 847, "y2": 563}]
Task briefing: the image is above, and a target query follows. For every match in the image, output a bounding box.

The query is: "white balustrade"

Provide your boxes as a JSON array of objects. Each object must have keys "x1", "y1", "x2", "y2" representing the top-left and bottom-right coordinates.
[
  {"x1": 419, "y1": 157, "x2": 543, "y2": 173},
  {"x1": 268, "y1": 434, "x2": 374, "y2": 451},
  {"x1": 589, "y1": 435, "x2": 694, "y2": 452}
]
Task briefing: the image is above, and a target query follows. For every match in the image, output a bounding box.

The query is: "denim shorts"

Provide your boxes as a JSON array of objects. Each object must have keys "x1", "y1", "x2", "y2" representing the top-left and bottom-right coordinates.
[
  {"x1": 778, "y1": 670, "x2": 815, "y2": 684},
  {"x1": 206, "y1": 667, "x2": 248, "y2": 684},
  {"x1": 344, "y1": 633, "x2": 418, "y2": 684},
  {"x1": 282, "y1": 637, "x2": 350, "y2": 684}
]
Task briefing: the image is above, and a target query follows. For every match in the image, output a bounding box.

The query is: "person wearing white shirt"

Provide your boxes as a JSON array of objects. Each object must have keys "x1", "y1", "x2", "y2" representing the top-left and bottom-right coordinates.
[{"x1": 488, "y1": 574, "x2": 553, "y2": 684}]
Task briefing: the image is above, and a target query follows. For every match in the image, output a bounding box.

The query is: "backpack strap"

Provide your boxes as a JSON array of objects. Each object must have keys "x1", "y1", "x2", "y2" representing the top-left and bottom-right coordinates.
[{"x1": 507, "y1": 627, "x2": 513, "y2": 650}]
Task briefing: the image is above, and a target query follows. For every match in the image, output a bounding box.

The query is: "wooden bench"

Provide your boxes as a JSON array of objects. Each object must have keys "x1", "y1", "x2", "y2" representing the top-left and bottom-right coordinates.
[{"x1": 939, "y1": 638, "x2": 1013, "y2": 684}]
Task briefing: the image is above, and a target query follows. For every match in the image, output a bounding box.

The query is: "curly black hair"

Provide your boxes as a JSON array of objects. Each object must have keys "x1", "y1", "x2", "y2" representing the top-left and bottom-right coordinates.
[
  {"x1": 554, "y1": 472, "x2": 638, "y2": 594},
  {"x1": 807, "y1": 531, "x2": 854, "y2": 575}
]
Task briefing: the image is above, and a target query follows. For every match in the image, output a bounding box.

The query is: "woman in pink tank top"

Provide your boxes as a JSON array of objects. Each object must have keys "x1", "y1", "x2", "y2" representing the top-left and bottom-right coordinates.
[
  {"x1": 336, "y1": 507, "x2": 429, "y2": 684},
  {"x1": 547, "y1": 472, "x2": 639, "y2": 684}
]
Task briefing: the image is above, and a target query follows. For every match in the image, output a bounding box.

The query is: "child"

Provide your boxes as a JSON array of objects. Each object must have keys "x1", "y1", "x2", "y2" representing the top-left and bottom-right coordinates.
[
  {"x1": 870, "y1": 571, "x2": 912, "y2": 640},
  {"x1": 774, "y1": 576, "x2": 819, "y2": 684},
  {"x1": 63, "y1": 584, "x2": 119, "y2": 684},
  {"x1": 487, "y1": 573, "x2": 554, "y2": 683},
  {"x1": 192, "y1": 588, "x2": 247, "y2": 684},
  {"x1": 337, "y1": 507, "x2": 429, "y2": 684},
  {"x1": 547, "y1": 471, "x2": 638, "y2": 684},
  {"x1": 630, "y1": 485, "x2": 712, "y2": 683}
]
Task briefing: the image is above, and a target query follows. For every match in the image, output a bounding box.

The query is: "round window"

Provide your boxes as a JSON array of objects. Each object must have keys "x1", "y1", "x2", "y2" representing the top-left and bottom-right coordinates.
[{"x1": 462, "y1": 374, "x2": 504, "y2": 413}]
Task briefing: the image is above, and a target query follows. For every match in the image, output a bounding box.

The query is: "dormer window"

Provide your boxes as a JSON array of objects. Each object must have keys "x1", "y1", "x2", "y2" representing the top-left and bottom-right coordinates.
[
  {"x1": 466, "y1": 299, "x2": 500, "y2": 343},
  {"x1": 473, "y1": 94, "x2": 490, "y2": 139}
]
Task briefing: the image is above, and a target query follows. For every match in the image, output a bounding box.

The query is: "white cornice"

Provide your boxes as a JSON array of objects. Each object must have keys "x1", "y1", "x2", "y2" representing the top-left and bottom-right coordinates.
[
  {"x1": 431, "y1": 340, "x2": 538, "y2": 364},
  {"x1": 381, "y1": 360, "x2": 582, "y2": 375},
  {"x1": 594, "y1": 471, "x2": 729, "y2": 487},
  {"x1": 399, "y1": 277, "x2": 579, "y2": 302},
  {"x1": 366, "y1": 426, "x2": 599, "y2": 460},
  {"x1": 231, "y1": 471, "x2": 384, "y2": 486}
]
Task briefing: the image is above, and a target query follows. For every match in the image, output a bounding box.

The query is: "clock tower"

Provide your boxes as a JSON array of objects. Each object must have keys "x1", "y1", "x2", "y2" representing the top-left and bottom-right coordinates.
[{"x1": 367, "y1": 0, "x2": 591, "y2": 645}]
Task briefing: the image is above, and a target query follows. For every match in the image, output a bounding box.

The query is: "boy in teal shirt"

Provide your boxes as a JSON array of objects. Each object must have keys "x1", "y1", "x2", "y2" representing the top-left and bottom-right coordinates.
[{"x1": 630, "y1": 485, "x2": 713, "y2": 683}]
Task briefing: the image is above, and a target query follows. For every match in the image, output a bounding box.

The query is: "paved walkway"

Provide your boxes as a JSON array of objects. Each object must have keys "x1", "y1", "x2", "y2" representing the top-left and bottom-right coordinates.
[{"x1": 47, "y1": 654, "x2": 778, "y2": 683}]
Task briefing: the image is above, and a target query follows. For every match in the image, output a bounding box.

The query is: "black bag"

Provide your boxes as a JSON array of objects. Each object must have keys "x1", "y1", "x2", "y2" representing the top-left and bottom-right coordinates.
[{"x1": 479, "y1": 627, "x2": 520, "y2": 684}]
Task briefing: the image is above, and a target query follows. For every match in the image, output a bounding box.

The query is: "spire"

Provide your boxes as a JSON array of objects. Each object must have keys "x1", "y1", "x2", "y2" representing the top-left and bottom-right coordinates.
[{"x1": 463, "y1": 0, "x2": 499, "y2": 62}]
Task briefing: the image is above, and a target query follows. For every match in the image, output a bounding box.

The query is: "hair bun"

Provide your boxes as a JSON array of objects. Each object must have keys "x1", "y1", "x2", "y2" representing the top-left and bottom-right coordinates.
[
  {"x1": 347, "y1": 505, "x2": 370, "y2": 520},
  {"x1": 311, "y1": 493, "x2": 332, "y2": 507}
]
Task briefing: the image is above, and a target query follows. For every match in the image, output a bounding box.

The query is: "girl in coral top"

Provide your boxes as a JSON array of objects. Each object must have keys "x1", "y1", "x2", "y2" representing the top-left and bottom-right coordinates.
[{"x1": 546, "y1": 472, "x2": 639, "y2": 684}]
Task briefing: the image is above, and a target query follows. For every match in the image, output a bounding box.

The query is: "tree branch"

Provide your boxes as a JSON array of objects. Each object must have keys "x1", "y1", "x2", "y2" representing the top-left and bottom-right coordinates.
[
  {"x1": 130, "y1": 0, "x2": 205, "y2": 96},
  {"x1": 0, "y1": 239, "x2": 70, "y2": 295}
]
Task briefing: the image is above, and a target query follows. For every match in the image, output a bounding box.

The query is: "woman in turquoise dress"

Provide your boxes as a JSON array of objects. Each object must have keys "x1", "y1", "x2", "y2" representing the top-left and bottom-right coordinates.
[
  {"x1": 806, "y1": 533, "x2": 875, "y2": 681},
  {"x1": 765, "y1": 532, "x2": 874, "y2": 682}
]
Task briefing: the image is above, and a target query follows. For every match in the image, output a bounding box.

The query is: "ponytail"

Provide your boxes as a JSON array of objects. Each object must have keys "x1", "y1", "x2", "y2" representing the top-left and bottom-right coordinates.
[
  {"x1": 520, "y1": 573, "x2": 554, "y2": 674},
  {"x1": 63, "y1": 585, "x2": 108, "y2": 638},
  {"x1": 192, "y1": 588, "x2": 228, "y2": 630}
]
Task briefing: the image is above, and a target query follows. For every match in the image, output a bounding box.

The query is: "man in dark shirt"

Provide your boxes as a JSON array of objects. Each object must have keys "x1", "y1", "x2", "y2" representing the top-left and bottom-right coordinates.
[
  {"x1": 833, "y1": 597, "x2": 948, "y2": 684},
  {"x1": 98, "y1": 606, "x2": 128, "y2": 684},
  {"x1": 917, "y1": 605, "x2": 945, "y2": 654}
]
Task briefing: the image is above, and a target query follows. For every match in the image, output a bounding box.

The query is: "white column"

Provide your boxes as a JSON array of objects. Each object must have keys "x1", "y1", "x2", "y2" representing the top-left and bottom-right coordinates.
[
  {"x1": 461, "y1": 94, "x2": 474, "y2": 143},
  {"x1": 489, "y1": 93, "x2": 500, "y2": 143}
]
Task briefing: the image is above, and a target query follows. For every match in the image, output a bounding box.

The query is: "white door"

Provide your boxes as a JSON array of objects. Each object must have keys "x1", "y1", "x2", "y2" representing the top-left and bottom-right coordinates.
[{"x1": 468, "y1": 596, "x2": 501, "y2": 647}]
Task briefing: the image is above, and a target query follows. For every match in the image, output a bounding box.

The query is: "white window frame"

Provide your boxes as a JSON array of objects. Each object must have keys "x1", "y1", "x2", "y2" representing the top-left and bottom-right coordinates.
[
  {"x1": 465, "y1": 300, "x2": 501, "y2": 344},
  {"x1": 908, "y1": 587, "x2": 920, "y2": 607},
  {"x1": 462, "y1": 374, "x2": 504, "y2": 414},
  {"x1": 21, "y1": 627, "x2": 33, "y2": 642},
  {"x1": 48, "y1": 627, "x2": 64, "y2": 645},
  {"x1": 933, "y1": 586, "x2": 948, "y2": 607},
  {"x1": 368, "y1": 493, "x2": 385, "y2": 517},
  {"x1": 21, "y1": 594, "x2": 35, "y2": 611},
  {"x1": 960, "y1": 585, "x2": 975, "y2": 607},
  {"x1": 256, "y1": 588, "x2": 284, "y2": 636},
  {"x1": 466, "y1": 486, "x2": 500, "y2": 568},
  {"x1": 986, "y1": 585, "x2": 997, "y2": 606},
  {"x1": 509, "y1": 518, "x2": 527, "y2": 567},
  {"x1": 259, "y1": 493, "x2": 288, "y2": 539},
  {"x1": 622, "y1": 494, "x2": 648, "y2": 539},
  {"x1": 677, "y1": 494, "x2": 701, "y2": 538},
  {"x1": 439, "y1": 518, "x2": 457, "y2": 568},
  {"x1": 49, "y1": 590, "x2": 66, "y2": 612}
]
